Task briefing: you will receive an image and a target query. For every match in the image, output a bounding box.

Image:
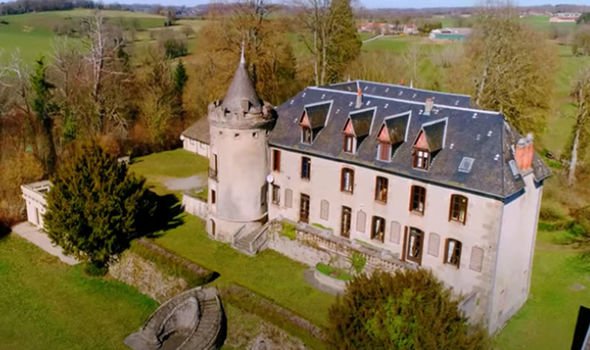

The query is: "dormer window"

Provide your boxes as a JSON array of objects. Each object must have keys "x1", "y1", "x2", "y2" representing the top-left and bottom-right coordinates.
[
  {"x1": 299, "y1": 101, "x2": 331, "y2": 145},
  {"x1": 376, "y1": 112, "x2": 411, "y2": 162},
  {"x1": 342, "y1": 108, "x2": 376, "y2": 155},
  {"x1": 412, "y1": 118, "x2": 447, "y2": 171},
  {"x1": 413, "y1": 149, "x2": 430, "y2": 170}
]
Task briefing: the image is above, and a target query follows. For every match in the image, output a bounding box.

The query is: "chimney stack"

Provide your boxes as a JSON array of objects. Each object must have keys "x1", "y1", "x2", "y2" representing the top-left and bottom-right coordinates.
[
  {"x1": 424, "y1": 98, "x2": 434, "y2": 116},
  {"x1": 356, "y1": 85, "x2": 363, "y2": 109},
  {"x1": 515, "y1": 133, "x2": 534, "y2": 172}
]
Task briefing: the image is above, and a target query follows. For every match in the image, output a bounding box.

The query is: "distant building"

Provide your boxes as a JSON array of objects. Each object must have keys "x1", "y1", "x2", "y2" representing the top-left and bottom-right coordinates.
[
  {"x1": 21, "y1": 181, "x2": 50, "y2": 229},
  {"x1": 403, "y1": 24, "x2": 418, "y2": 35},
  {"x1": 549, "y1": 12, "x2": 581, "y2": 23},
  {"x1": 429, "y1": 27, "x2": 472, "y2": 41}
]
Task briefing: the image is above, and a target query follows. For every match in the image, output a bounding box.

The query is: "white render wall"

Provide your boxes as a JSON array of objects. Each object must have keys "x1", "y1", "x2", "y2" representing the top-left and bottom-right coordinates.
[
  {"x1": 489, "y1": 172, "x2": 543, "y2": 332},
  {"x1": 21, "y1": 181, "x2": 50, "y2": 229},
  {"x1": 207, "y1": 125, "x2": 270, "y2": 241},
  {"x1": 268, "y1": 148, "x2": 509, "y2": 327},
  {"x1": 180, "y1": 135, "x2": 210, "y2": 158}
]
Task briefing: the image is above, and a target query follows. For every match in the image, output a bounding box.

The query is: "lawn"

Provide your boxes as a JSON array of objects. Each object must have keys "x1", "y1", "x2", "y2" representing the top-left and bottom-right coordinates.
[
  {"x1": 154, "y1": 215, "x2": 335, "y2": 327},
  {"x1": 495, "y1": 230, "x2": 590, "y2": 349},
  {"x1": 0, "y1": 235, "x2": 157, "y2": 349}
]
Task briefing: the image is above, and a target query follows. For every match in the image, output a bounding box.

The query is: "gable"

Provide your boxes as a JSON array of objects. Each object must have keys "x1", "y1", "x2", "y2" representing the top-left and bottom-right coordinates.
[{"x1": 415, "y1": 130, "x2": 429, "y2": 149}]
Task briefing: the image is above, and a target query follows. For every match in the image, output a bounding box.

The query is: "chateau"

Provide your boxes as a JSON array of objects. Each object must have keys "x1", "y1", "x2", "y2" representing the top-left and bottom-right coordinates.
[{"x1": 182, "y1": 54, "x2": 551, "y2": 333}]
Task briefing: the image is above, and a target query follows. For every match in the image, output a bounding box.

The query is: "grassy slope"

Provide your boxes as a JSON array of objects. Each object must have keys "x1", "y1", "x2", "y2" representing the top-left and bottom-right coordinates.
[
  {"x1": 129, "y1": 150, "x2": 335, "y2": 327},
  {"x1": 0, "y1": 9, "x2": 166, "y2": 64},
  {"x1": 0, "y1": 235, "x2": 157, "y2": 349},
  {"x1": 495, "y1": 230, "x2": 590, "y2": 349}
]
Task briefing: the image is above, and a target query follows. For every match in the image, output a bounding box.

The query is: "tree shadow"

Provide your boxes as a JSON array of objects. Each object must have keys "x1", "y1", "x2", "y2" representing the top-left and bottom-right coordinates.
[
  {"x1": 136, "y1": 190, "x2": 184, "y2": 239},
  {"x1": 0, "y1": 223, "x2": 10, "y2": 240}
]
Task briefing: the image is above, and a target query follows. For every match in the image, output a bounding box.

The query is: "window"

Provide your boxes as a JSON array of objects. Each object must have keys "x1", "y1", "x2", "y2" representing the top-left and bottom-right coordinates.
[
  {"x1": 299, "y1": 194, "x2": 310, "y2": 223},
  {"x1": 272, "y1": 149, "x2": 281, "y2": 172},
  {"x1": 371, "y1": 216, "x2": 386, "y2": 242},
  {"x1": 341, "y1": 168, "x2": 354, "y2": 193},
  {"x1": 449, "y1": 195, "x2": 468, "y2": 224},
  {"x1": 302, "y1": 127, "x2": 312, "y2": 144},
  {"x1": 377, "y1": 142, "x2": 392, "y2": 161},
  {"x1": 375, "y1": 176, "x2": 388, "y2": 203},
  {"x1": 271, "y1": 185, "x2": 280, "y2": 205},
  {"x1": 301, "y1": 157, "x2": 311, "y2": 180},
  {"x1": 444, "y1": 239, "x2": 462, "y2": 268},
  {"x1": 261, "y1": 184, "x2": 267, "y2": 207},
  {"x1": 343, "y1": 134, "x2": 355, "y2": 153},
  {"x1": 209, "y1": 154, "x2": 218, "y2": 180},
  {"x1": 413, "y1": 149, "x2": 430, "y2": 170},
  {"x1": 406, "y1": 227, "x2": 424, "y2": 264},
  {"x1": 410, "y1": 185, "x2": 426, "y2": 214},
  {"x1": 211, "y1": 190, "x2": 216, "y2": 204},
  {"x1": 341, "y1": 206, "x2": 352, "y2": 238}
]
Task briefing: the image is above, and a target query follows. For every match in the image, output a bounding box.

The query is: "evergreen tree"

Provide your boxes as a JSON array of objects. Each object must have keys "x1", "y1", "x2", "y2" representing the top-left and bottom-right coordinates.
[
  {"x1": 44, "y1": 143, "x2": 154, "y2": 274},
  {"x1": 326, "y1": 0, "x2": 361, "y2": 83},
  {"x1": 30, "y1": 57, "x2": 59, "y2": 176},
  {"x1": 328, "y1": 269, "x2": 490, "y2": 349},
  {"x1": 173, "y1": 60, "x2": 188, "y2": 119}
]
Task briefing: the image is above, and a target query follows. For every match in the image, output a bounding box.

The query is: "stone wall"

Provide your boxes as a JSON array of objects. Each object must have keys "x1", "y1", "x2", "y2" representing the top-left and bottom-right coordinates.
[
  {"x1": 183, "y1": 194, "x2": 208, "y2": 220},
  {"x1": 109, "y1": 251, "x2": 188, "y2": 303}
]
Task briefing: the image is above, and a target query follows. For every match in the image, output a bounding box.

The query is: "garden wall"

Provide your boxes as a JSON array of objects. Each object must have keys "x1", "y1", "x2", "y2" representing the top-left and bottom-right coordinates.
[{"x1": 182, "y1": 194, "x2": 208, "y2": 220}]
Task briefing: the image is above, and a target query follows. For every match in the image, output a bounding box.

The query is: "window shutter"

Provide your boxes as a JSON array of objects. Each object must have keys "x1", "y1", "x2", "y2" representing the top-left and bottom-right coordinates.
[
  {"x1": 428, "y1": 233, "x2": 440, "y2": 257},
  {"x1": 390, "y1": 221, "x2": 401, "y2": 244},
  {"x1": 469, "y1": 246, "x2": 484, "y2": 272},
  {"x1": 356, "y1": 210, "x2": 366, "y2": 233},
  {"x1": 284, "y1": 188, "x2": 293, "y2": 208},
  {"x1": 320, "y1": 200, "x2": 329, "y2": 220}
]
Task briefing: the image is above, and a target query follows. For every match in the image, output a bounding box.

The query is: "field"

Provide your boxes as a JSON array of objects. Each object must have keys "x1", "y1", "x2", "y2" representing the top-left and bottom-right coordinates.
[{"x1": 0, "y1": 234, "x2": 157, "y2": 349}]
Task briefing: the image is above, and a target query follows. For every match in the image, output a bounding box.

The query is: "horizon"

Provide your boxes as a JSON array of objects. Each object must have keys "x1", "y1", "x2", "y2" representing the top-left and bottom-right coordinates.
[{"x1": 101, "y1": 0, "x2": 590, "y2": 10}]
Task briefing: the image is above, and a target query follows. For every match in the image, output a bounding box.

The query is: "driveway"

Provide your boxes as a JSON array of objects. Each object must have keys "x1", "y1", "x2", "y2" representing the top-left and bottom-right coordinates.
[{"x1": 11, "y1": 222, "x2": 78, "y2": 265}]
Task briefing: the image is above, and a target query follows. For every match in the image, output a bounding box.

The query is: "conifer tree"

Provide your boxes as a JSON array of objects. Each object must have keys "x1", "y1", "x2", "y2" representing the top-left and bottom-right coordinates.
[
  {"x1": 173, "y1": 60, "x2": 188, "y2": 120},
  {"x1": 328, "y1": 269, "x2": 490, "y2": 349},
  {"x1": 326, "y1": 0, "x2": 361, "y2": 83},
  {"x1": 44, "y1": 143, "x2": 154, "y2": 274}
]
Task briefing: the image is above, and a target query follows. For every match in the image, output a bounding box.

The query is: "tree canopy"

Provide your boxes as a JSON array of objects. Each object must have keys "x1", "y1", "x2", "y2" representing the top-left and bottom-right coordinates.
[
  {"x1": 44, "y1": 143, "x2": 154, "y2": 273},
  {"x1": 328, "y1": 269, "x2": 490, "y2": 350}
]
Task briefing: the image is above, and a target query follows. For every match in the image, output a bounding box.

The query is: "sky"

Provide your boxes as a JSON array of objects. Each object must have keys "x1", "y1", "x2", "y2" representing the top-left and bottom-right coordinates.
[{"x1": 104, "y1": 0, "x2": 590, "y2": 9}]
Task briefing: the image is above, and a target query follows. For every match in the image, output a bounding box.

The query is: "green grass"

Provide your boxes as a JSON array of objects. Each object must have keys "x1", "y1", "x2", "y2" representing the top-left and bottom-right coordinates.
[
  {"x1": 0, "y1": 235, "x2": 157, "y2": 349},
  {"x1": 316, "y1": 263, "x2": 352, "y2": 281},
  {"x1": 153, "y1": 215, "x2": 335, "y2": 327},
  {"x1": 495, "y1": 230, "x2": 590, "y2": 349}
]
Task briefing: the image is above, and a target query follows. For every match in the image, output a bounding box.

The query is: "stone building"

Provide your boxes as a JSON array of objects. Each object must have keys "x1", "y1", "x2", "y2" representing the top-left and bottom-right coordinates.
[{"x1": 192, "y1": 56, "x2": 550, "y2": 333}]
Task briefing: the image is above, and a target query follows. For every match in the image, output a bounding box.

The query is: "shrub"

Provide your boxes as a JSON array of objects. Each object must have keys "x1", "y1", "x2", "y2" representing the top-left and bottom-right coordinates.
[
  {"x1": 281, "y1": 222, "x2": 297, "y2": 240},
  {"x1": 328, "y1": 269, "x2": 490, "y2": 349},
  {"x1": 316, "y1": 263, "x2": 353, "y2": 281},
  {"x1": 349, "y1": 252, "x2": 366, "y2": 274}
]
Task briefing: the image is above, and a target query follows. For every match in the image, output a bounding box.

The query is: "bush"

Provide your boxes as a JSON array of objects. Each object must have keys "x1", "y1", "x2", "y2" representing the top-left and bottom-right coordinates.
[
  {"x1": 328, "y1": 269, "x2": 490, "y2": 349},
  {"x1": 540, "y1": 201, "x2": 568, "y2": 222},
  {"x1": 316, "y1": 263, "x2": 353, "y2": 281},
  {"x1": 349, "y1": 252, "x2": 366, "y2": 274},
  {"x1": 281, "y1": 222, "x2": 297, "y2": 240}
]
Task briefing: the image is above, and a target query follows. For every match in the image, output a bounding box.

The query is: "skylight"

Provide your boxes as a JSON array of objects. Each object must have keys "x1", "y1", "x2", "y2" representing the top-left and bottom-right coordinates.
[{"x1": 458, "y1": 157, "x2": 475, "y2": 173}]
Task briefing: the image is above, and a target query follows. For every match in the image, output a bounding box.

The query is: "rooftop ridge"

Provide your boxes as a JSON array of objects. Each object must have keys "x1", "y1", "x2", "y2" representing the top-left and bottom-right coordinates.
[
  {"x1": 307, "y1": 87, "x2": 502, "y2": 116},
  {"x1": 356, "y1": 79, "x2": 472, "y2": 98}
]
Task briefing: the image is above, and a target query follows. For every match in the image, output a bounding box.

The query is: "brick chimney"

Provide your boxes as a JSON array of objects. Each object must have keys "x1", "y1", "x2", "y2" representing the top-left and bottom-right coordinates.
[
  {"x1": 514, "y1": 133, "x2": 534, "y2": 172},
  {"x1": 424, "y1": 98, "x2": 434, "y2": 116},
  {"x1": 355, "y1": 85, "x2": 363, "y2": 109}
]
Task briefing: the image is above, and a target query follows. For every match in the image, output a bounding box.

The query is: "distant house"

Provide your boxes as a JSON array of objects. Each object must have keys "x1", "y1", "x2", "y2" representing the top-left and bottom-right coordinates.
[
  {"x1": 549, "y1": 12, "x2": 581, "y2": 23},
  {"x1": 181, "y1": 118, "x2": 210, "y2": 157},
  {"x1": 403, "y1": 24, "x2": 418, "y2": 35},
  {"x1": 429, "y1": 27, "x2": 472, "y2": 42},
  {"x1": 21, "y1": 180, "x2": 51, "y2": 229}
]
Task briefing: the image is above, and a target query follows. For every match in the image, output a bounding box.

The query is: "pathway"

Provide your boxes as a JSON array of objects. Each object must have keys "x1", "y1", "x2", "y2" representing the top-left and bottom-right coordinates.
[
  {"x1": 11, "y1": 222, "x2": 78, "y2": 265},
  {"x1": 362, "y1": 33, "x2": 384, "y2": 43}
]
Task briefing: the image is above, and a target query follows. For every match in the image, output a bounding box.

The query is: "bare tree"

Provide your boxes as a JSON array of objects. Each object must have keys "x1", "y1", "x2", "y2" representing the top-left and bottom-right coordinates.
[
  {"x1": 568, "y1": 68, "x2": 590, "y2": 186},
  {"x1": 296, "y1": 0, "x2": 332, "y2": 86}
]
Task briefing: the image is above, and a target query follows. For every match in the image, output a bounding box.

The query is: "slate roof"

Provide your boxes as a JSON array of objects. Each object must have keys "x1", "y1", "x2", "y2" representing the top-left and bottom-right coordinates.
[
  {"x1": 222, "y1": 56, "x2": 262, "y2": 112},
  {"x1": 269, "y1": 80, "x2": 550, "y2": 200},
  {"x1": 182, "y1": 117, "x2": 210, "y2": 143}
]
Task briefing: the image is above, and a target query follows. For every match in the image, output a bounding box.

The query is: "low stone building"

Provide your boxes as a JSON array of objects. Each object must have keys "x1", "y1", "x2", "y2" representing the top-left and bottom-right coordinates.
[
  {"x1": 181, "y1": 117, "x2": 210, "y2": 157},
  {"x1": 194, "y1": 53, "x2": 550, "y2": 333}
]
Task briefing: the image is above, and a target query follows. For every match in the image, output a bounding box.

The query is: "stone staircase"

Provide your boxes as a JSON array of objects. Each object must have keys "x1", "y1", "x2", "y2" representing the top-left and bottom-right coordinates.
[{"x1": 232, "y1": 223, "x2": 270, "y2": 256}]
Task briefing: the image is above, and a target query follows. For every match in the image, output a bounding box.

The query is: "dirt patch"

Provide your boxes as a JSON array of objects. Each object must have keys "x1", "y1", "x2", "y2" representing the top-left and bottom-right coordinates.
[{"x1": 163, "y1": 175, "x2": 206, "y2": 192}]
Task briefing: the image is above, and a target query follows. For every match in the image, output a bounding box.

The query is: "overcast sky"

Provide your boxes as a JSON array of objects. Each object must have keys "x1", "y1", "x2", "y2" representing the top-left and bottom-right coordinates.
[{"x1": 103, "y1": 0, "x2": 590, "y2": 8}]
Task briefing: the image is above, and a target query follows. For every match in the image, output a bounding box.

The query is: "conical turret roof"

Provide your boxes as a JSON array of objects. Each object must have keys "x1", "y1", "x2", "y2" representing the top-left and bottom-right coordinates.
[{"x1": 222, "y1": 51, "x2": 262, "y2": 112}]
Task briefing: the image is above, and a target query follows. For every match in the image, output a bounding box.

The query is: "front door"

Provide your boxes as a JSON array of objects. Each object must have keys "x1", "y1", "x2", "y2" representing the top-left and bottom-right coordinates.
[{"x1": 299, "y1": 194, "x2": 310, "y2": 223}]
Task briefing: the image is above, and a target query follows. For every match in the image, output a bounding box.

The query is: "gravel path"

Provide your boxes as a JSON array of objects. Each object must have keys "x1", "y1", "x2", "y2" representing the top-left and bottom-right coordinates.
[
  {"x1": 11, "y1": 222, "x2": 78, "y2": 265},
  {"x1": 163, "y1": 175, "x2": 206, "y2": 192}
]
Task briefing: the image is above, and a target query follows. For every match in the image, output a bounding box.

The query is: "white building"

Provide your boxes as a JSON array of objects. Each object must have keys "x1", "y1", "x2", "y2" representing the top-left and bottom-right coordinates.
[
  {"x1": 21, "y1": 180, "x2": 51, "y2": 229},
  {"x1": 180, "y1": 117, "x2": 210, "y2": 157},
  {"x1": 201, "y1": 54, "x2": 550, "y2": 333}
]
